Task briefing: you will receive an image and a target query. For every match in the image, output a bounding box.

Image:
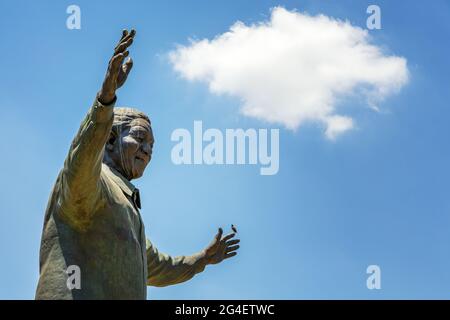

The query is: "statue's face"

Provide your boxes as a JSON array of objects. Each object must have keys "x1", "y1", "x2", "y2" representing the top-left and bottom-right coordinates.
[
  {"x1": 107, "y1": 121, "x2": 154, "y2": 180},
  {"x1": 122, "y1": 123, "x2": 154, "y2": 179}
]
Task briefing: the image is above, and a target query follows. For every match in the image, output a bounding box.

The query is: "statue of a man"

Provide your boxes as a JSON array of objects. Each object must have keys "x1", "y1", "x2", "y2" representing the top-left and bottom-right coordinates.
[{"x1": 35, "y1": 29, "x2": 240, "y2": 300}]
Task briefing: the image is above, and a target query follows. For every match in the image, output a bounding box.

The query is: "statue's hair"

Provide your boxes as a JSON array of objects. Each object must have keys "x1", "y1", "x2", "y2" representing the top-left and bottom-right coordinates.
[{"x1": 111, "y1": 107, "x2": 151, "y2": 136}]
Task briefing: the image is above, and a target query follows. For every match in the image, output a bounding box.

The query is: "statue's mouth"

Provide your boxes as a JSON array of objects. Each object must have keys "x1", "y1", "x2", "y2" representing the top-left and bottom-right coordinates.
[{"x1": 135, "y1": 155, "x2": 149, "y2": 163}]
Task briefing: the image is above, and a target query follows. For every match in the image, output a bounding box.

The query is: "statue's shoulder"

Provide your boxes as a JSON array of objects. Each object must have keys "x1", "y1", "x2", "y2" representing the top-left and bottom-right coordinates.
[{"x1": 98, "y1": 163, "x2": 122, "y2": 198}]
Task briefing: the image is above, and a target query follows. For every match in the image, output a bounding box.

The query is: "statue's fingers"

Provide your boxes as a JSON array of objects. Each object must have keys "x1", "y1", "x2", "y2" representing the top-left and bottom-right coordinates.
[
  {"x1": 127, "y1": 29, "x2": 136, "y2": 40},
  {"x1": 226, "y1": 239, "x2": 240, "y2": 246},
  {"x1": 114, "y1": 51, "x2": 128, "y2": 63},
  {"x1": 224, "y1": 252, "x2": 237, "y2": 259},
  {"x1": 115, "y1": 29, "x2": 136, "y2": 50},
  {"x1": 225, "y1": 245, "x2": 240, "y2": 253},
  {"x1": 122, "y1": 57, "x2": 133, "y2": 75},
  {"x1": 114, "y1": 30, "x2": 128, "y2": 50},
  {"x1": 222, "y1": 233, "x2": 235, "y2": 242},
  {"x1": 120, "y1": 29, "x2": 128, "y2": 40},
  {"x1": 110, "y1": 54, "x2": 121, "y2": 68},
  {"x1": 115, "y1": 38, "x2": 133, "y2": 55},
  {"x1": 110, "y1": 52, "x2": 127, "y2": 72},
  {"x1": 215, "y1": 227, "x2": 223, "y2": 241}
]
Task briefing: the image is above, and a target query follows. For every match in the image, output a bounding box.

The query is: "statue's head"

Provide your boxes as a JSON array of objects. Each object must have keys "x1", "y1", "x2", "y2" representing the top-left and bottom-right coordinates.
[{"x1": 103, "y1": 107, "x2": 154, "y2": 181}]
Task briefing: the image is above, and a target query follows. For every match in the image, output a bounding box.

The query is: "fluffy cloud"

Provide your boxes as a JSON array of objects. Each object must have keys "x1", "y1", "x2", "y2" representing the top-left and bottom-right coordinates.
[{"x1": 169, "y1": 7, "x2": 409, "y2": 139}]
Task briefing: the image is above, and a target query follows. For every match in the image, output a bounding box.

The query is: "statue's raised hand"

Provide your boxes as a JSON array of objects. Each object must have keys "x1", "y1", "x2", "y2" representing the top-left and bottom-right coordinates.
[
  {"x1": 98, "y1": 29, "x2": 136, "y2": 105},
  {"x1": 203, "y1": 227, "x2": 240, "y2": 265}
]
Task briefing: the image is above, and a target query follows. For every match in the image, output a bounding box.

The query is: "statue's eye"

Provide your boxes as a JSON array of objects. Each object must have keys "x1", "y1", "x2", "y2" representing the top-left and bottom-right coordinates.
[{"x1": 134, "y1": 136, "x2": 143, "y2": 143}]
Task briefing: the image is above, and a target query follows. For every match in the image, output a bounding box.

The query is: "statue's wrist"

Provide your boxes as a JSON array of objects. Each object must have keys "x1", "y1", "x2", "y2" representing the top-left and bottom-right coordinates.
[
  {"x1": 97, "y1": 91, "x2": 116, "y2": 106},
  {"x1": 196, "y1": 250, "x2": 210, "y2": 268}
]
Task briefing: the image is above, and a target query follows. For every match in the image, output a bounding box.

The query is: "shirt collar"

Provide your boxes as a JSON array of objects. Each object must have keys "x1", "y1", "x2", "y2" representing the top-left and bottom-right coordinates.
[
  {"x1": 102, "y1": 163, "x2": 136, "y2": 197},
  {"x1": 103, "y1": 164, "x2": 142, "y2": 209}
]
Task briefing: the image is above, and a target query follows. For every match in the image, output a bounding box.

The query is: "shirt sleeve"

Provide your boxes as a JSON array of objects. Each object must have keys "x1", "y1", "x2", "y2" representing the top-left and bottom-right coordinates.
[
  {"x1": 146, "y1": 239, "x2": 207, "y2": 287},
  {"x1": 58, "y1": 97, "x2": 115, "y2": 229}
]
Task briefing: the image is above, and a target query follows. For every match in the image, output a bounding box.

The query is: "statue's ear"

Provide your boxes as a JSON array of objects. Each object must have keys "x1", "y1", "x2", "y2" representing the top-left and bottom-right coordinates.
[{"x1": 105, "y1": 131, "x2": 117, "y2": 152}]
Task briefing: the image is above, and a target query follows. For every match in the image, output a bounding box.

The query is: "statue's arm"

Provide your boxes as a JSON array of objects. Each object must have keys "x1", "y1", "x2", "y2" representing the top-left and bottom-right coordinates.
[
  {"x1": 59, "y1": 99, "x2": 115, "y2": 227},
  {"x1": 146, "y1": 228, "x2": 240, "y2": 287},
  {"x1": 59, "y1": 30, "x2": 136, "y2": 228},
  {"x1": 146, "y1": 239, "x2": 207, "y2": 287}
]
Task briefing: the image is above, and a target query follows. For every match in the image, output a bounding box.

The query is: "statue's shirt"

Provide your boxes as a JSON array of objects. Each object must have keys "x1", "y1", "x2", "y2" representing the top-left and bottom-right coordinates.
[{"x1": 35, "y1": 99, "x2": 205, "y2": 300}]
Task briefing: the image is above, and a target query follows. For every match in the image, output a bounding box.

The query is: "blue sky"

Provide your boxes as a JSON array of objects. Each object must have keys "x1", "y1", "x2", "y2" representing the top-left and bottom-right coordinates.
[{"x1": 0, "y1": 0, "x2": 450, "y2": 299}]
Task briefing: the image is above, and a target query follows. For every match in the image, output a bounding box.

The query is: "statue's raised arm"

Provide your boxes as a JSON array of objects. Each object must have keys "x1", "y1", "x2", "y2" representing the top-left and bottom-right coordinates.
[
  {"x1": 98, "y1": 29, "x2": 135, "y2": 104},
  {"x1": 59, "y1": 30, "x2": 135, "y2": 230}
]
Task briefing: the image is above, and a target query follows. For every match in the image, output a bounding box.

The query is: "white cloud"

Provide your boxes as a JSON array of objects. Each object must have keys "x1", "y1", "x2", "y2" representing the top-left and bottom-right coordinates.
[{"x1": 169, "y1": 7, "x2": 409, "y2": 139}]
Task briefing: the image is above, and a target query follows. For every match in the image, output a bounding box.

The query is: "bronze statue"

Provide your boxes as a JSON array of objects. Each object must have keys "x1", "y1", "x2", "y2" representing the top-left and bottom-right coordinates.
[{"x1": 35, "y1": 29, "x2": 240, "y2": 300}]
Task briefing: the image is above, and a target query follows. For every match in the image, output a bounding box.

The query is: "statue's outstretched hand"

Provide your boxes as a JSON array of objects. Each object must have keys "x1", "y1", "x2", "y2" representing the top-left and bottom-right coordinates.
[
  {"x1": 203, "y1": 227, "x2": 240, "y2": 265},
  {"x1": 98, "y1": 29, "x2": 136, "y2": 105}
]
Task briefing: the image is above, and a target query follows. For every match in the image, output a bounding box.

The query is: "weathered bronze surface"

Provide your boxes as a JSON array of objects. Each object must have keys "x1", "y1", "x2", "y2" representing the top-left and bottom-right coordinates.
[{"x1": 35, "y1": 30, "x2": 240, "y2": 300}]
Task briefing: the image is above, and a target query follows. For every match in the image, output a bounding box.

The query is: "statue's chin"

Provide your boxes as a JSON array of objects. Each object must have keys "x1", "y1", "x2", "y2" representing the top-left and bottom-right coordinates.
[{"x1": 131, "y1": 169, "x2": 145, "y2": 180}]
